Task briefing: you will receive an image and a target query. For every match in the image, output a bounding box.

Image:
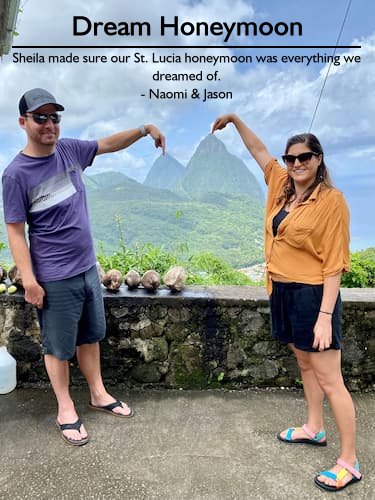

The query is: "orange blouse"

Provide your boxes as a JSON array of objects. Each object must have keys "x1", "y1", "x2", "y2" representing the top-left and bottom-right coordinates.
[{"x1": 264, "y1": 159, "x2": 350, "y2": 294}]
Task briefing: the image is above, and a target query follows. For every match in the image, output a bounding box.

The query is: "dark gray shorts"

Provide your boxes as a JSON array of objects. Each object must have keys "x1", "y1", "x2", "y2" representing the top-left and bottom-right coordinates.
[
  {"x1": 37, "y1": 265, "x2": 106, "y2": 360},
  {"x1": 270, "y1": 281, "x2": 342, "y2": 352}
]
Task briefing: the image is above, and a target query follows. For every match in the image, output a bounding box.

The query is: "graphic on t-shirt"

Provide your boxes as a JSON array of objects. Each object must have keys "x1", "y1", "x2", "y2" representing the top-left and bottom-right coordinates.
[{"x1": 28, "y1": 170, "x2": 77, "y2": 213}]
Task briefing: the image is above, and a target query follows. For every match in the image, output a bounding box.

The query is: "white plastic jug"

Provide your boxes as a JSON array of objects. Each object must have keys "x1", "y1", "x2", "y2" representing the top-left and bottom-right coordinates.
[{"x1": 0, "y1": 346, "x2": 17, "y2": 394}]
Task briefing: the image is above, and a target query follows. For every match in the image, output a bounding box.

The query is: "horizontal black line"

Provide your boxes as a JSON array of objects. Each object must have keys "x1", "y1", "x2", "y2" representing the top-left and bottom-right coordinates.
[{"x1": 12, "y1": 45, "x2": 361, "y2": 49}]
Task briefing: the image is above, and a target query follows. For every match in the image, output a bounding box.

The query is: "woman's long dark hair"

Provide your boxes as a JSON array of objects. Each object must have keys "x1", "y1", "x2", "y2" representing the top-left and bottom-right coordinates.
[{"x1": 278, "y1": 133, "x2": 334, "y2": 205}]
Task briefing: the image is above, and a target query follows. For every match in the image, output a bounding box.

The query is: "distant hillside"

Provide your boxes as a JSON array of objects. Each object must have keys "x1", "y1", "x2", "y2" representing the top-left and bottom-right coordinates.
[
  {"x1": 176, "y1": 134, "x2": 264, "y2": 201},
  {"x1": 144, "y1": 153, "x2": 185, "y2": 190},
  {"x1": 355, "y1": 247, "x2": 375, "y2": 261},
  {"x1": 85, "y1": 171, "x2": 183, "y2": 202},
  {"x1": 84, "y1": 171, "x2": 131, "y2": 191},
  {"x1": 84, "y1": 172, "x2": 264, "y2": 268}
]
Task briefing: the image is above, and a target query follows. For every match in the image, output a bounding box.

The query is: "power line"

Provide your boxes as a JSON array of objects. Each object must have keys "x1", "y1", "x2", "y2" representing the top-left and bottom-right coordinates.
[{"x1": 308, "y1": 0, "x2": 354, "y2": 132}]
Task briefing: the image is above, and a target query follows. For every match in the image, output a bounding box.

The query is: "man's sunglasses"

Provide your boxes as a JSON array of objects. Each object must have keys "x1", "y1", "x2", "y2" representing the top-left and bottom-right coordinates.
[
  {"x1": 24, "y1": 112, "x2": 62, "y2": 125},
  {"x1": 282, "y1": 152, "x2": 320, "y2": 165}
]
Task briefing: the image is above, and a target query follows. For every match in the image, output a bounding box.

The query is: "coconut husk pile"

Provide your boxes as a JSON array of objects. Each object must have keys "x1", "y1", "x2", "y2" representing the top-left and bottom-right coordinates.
[{"x1": 99, "y1": 265, "x2": 187, "y2": 293}]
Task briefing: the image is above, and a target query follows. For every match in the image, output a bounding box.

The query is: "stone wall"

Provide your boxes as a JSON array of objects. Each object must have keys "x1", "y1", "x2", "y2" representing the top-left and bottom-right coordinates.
[{"x1": 1, "y1": 286, "x2": 374, "y2": 391}]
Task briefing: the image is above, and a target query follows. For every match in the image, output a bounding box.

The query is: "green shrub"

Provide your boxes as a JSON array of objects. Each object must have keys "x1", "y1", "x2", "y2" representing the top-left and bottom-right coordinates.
[
  {"x1": 341, "y1": 253, "x2": 375, "y2": 288},
  {"x1": 187, "y1": 252, "x2": 254, "y2": 285},
  {"x1": 97, "y1": 242, "x2": 178, "y2": 276},
  {"x1": 355, "y1": 247, "x2": 375, "y2": 261}
]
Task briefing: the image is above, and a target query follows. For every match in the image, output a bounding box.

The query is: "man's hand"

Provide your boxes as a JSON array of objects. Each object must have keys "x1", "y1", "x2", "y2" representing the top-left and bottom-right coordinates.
[
  {"x1": 145, "y1": 124, "x2": 166, "y2": 155},
  {"x1": 23, "y1": 280, "x2": 45, "y2": 309}
]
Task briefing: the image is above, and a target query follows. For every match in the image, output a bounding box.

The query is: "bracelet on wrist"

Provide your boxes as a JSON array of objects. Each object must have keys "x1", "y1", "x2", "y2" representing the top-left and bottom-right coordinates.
[
  {"x1": 319, "y1": 310, "x2": 333, "y2": 316},
  {"x1": 139, "y1": 125, "x2": 147, "y2": 137}
]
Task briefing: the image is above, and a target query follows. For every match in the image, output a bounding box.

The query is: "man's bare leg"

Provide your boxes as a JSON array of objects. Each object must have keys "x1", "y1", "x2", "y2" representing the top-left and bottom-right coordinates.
[
  {"x1": 76, "y1": 342, "x2": 132, "y2": 416},
  {"x1": 44, "y1": 354, "x2": 88, "y2": 441}
]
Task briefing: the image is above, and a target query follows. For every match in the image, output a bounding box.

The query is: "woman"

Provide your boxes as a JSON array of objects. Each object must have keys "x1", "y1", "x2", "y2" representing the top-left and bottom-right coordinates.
[{"x1": 212, "y1": 114, "x2": 361, "y2": 493}]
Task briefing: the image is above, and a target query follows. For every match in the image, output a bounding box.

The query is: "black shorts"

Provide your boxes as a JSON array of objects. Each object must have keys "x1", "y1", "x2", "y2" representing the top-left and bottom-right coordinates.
[
  {"x1": 270, "y1": 281, "x2": 342, "y2": 352},
  {"x1": 37, "y1": 266, "x2": 106, "y2": 360}
]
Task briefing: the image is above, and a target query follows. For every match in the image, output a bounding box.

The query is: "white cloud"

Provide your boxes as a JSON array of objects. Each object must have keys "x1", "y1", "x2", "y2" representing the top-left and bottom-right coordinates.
[
  {"x1": 349, "y1": 146, "x2": 375, "y2": 160},
  {"x1": 89, "y1": 148, "x2": 148, "y2": 180}
]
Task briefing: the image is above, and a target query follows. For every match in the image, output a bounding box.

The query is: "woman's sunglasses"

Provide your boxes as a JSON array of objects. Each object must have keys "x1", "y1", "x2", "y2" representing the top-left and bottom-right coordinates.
[
  {"x1": 282, "y1": 152, "x2": 320, "y2": 165},
  {"x1": 24, "y1": 112, "x2": 62, "y2": 125}
]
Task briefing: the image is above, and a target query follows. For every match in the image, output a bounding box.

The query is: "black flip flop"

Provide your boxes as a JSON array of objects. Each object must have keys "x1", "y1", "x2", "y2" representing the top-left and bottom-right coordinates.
[
  {"x1": 56, "y1": 418, "x2": 89, "y2": 446},
  {"x1": 89, "y1": 399, "x2": 134, "y2": 418}
]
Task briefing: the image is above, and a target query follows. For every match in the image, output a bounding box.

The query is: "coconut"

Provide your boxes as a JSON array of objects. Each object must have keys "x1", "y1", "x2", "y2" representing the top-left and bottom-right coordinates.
[
  {"x1": 8, "y1": 265, "x2": 22, "y2": 286},
  {"x1": 125, "y1": 270, "x2": 141, "y2": 289},
  {"x1": 163, "y1": 266, "x2": 186, "y2": 292},
  {"x1": 141, "y1": 270, "x2": 160, "y2": 291},
  {"x1": 0, "y1": 266, "x2": 7, "y2": 282},
  {"x1": 96, "y1": 261, "x2": 105, "y2": 282},
  {"x1": 102, "y1": 269, "x2": 123, "y2": 292}
]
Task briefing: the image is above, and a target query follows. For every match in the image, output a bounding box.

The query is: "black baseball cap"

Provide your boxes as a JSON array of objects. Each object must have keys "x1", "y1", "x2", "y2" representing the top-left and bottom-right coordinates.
[{"x1": 19, "y1": 88, "x2": 64, "y2": 115}]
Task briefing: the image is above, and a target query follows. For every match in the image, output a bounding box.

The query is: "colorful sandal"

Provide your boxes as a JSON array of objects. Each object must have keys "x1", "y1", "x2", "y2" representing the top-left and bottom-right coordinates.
[
  {"x1": 277, "y1": 423, "x2": 327, "y2": 446},
  {"x1": 314, "y1": 458, "x2": 362, "y2": 492}
]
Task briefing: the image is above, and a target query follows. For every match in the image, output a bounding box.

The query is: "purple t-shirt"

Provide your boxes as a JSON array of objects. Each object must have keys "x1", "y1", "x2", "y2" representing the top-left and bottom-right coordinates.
[{"x1": 2, "y1": 138, "x2": 98, "y2": 282}]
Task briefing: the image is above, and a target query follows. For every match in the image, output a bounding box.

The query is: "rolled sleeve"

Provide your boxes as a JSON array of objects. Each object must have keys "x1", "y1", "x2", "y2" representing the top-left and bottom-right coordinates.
[
  {"x1": 319, "y1": 192, "x2": 350, "y2": 277},
  {"x1": 264, "y1": 158, "x2": 288, "y2": 187}
]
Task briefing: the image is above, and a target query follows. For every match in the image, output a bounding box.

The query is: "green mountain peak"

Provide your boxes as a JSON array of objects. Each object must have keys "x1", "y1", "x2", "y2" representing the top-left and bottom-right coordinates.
[
  {"x1": 178, "y1": 134, "x2": 264, "y2": 201},
  {"x1": 144, "y1": 153, "x2": 185, "y2": 190}
]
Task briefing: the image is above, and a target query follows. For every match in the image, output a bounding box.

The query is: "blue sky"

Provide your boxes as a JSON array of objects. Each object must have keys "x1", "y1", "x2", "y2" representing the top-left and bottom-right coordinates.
[{"x1": 0, "y1": 0, "x2": 374, "y2": 250}]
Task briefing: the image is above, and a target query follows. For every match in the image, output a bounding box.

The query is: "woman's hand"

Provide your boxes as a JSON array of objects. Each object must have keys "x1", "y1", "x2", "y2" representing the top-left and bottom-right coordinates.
[
  {"x1": 211, "y1": 114, "x2": 236, "y2": 133},
  {"x1": 312, "y1": 313, "x2": 333, "y2": 351},
  {"x1": 211, "y1": 113, "x2": 271, "y2": 171}
]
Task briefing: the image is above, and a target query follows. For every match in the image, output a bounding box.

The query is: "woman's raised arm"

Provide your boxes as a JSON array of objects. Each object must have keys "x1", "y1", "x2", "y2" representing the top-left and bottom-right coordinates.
[{"x1": 212, "y1": 113, "x2": 273, "y2": 172}]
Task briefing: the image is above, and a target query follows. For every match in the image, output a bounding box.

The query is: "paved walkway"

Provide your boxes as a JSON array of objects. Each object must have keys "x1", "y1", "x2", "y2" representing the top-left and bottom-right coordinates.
[{"x1": 0, "y1": 388, "x2": 374, "y2": 499}]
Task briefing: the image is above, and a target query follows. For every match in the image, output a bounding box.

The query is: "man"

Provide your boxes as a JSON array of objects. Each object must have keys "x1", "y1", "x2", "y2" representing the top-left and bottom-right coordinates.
[{"x1": 2, "y1": 88, "x2": 165, "y2": 446}]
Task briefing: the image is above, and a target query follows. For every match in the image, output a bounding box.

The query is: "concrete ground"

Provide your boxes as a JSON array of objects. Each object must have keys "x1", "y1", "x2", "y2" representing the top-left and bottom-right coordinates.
[{"x1": 0, "y1": 388, "x2": 374, "y2": 500}]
